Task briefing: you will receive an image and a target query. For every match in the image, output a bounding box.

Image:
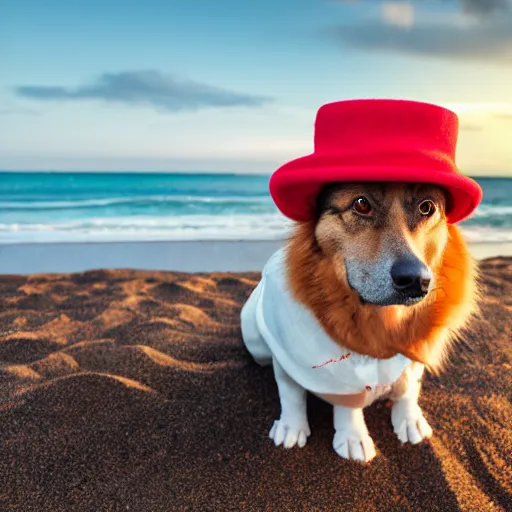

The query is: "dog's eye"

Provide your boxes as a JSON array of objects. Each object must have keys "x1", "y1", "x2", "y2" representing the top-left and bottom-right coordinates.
[
  {"x1": 419, "y1": 199, "x2": 436, "y2": 217},
  {"x1": 353, "y1": 197, "x2": 373, "y2": 216}
]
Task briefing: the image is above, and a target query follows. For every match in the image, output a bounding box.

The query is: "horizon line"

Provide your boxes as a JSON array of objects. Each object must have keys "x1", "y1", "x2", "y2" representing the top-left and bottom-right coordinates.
[{"x1": 0, "y1": 170, "x2": 510, "y2": 179}]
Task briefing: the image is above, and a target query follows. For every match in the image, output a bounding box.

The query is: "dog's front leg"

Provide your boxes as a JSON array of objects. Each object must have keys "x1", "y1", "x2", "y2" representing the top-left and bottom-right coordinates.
[
  {"x1": 333, "y1": 405, "x2": 376, "y2": 462},
  {"x1": 390, "y1": 362, "x2": 433, "y2": 444},
  {"x1": 269, "y1": 358, "x2": 311, "y2": 449}
]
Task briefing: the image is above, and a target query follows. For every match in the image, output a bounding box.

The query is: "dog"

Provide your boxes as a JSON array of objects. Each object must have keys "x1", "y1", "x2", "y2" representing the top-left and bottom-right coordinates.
[{"x1": 241, "y1": 181, "x2": 478, "y2": 463}]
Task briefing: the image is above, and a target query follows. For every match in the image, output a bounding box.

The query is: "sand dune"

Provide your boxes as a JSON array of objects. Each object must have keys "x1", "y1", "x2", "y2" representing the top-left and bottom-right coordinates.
[{"x1": 1, "y1": 260, "x2": 511, "y2": 511}]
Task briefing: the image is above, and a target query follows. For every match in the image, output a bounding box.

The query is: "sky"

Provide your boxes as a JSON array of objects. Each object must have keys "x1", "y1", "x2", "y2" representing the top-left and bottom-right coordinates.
[{"x1": 1, "y1": 0, "x2": 511, "y2": 175}]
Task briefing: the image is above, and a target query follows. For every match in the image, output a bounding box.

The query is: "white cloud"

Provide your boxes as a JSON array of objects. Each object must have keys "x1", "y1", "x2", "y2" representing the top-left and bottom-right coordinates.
[{"x1": 381, "y1": 2, "x2": 415, "y2": 28}]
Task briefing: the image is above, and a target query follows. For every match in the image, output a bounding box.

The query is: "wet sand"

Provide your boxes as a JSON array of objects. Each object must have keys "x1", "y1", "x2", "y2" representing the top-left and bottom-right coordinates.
[{"x1": 1, "y1": 239, "x2": 511, "y2": 274}]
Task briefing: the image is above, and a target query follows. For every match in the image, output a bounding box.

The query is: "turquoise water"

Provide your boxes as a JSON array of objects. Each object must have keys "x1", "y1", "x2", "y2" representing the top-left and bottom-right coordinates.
[{"x1": 0, "y1": 172, "x2": 511, "y2": 243}]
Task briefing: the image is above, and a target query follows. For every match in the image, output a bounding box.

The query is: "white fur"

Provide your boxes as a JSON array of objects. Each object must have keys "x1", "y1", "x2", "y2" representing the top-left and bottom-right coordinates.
[
  {"x1": 333, "y1": 405, "x2": 376, "y2": 462},
  {"x1": 390, "y1": 363, "x2": 433, "y2": 444},
  {"x1": 268, "y1": 359, "x2": 310, "y2": 449},
  {"x1": 270, "y1": 358, "x2": 432, "y2": 463}
]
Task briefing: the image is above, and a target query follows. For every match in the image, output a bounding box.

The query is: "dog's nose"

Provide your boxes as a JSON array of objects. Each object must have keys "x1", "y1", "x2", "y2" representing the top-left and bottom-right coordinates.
[{"x1": 390, "y1": 258, "x2": 431, "y2": 297}]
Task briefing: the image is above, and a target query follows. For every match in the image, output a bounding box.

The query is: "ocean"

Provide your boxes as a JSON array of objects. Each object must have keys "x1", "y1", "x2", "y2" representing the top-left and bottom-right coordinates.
[{"x1": 0, "y1": 172, "x2": 511, "y2": 244}]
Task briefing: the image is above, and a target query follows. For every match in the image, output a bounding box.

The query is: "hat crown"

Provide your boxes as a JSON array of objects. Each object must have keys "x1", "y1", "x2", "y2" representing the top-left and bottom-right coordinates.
[
  {"x1": 314, "y1": 99, "x2": 459, "y2": 161},
  {"x1": 269, "y1": 98, "x2": 482, "y2": 224}
]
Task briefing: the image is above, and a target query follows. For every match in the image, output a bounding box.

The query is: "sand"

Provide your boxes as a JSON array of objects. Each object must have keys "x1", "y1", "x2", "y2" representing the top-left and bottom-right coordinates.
[{"x1": 1, "y1": 258, "x2": 511, "y2": 511}]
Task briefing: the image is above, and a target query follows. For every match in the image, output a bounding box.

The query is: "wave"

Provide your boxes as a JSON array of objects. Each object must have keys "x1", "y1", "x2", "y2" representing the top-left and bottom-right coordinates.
[
  {"x1": 0, "y1": 214, "x2": 511, "y2": 244},
  {"x1": 0, "y1": 214, "x2": 293, "y2": 243},
  {"x1": 472, "y1": 205, "x2": 512, "y2": 217},
  {"x1": 1, "y1": 198, "x2": 511, "y2": 224},
  {"x1": 0, "y1": 213, "x2": 288, "y2": 229},
  {"x1": 457, "y1": 227, "x2": 512, "y2": 243},
  {"x1": 0, "y1": 194, "x2": 272, "y2": 210}
]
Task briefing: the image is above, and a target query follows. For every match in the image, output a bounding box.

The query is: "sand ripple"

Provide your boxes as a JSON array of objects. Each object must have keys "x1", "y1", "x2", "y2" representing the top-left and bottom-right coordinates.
[{"x1": 0, "y1": 262, "x2": 510, "y2": 511}]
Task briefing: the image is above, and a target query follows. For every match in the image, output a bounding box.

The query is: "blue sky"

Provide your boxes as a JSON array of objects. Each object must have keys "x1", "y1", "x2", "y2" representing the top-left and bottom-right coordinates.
[{"x1": 1, "y1": 0, "x2": 511, "y2": 175}]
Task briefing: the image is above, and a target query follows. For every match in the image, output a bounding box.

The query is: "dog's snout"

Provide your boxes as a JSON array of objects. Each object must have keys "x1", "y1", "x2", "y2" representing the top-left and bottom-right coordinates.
[{"x1": 390, "y1": 258, "x2": 431, "y2": 297}]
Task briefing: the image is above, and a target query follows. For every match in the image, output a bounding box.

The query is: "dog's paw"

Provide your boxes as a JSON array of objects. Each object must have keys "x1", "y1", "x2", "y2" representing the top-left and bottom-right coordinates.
[
  {"x1": 391, "y1": 402, "x2": 433, "y2": 444},
  {"x1": 332, "y1": 429, "x2": 376, "y2": 463},
  {"x1": 269, "y1": 418, "x2": 311, "y2": 449}
]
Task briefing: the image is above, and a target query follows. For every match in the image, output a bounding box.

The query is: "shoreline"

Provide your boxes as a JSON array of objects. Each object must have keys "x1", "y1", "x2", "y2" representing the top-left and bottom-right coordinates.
[{"x1": 1, "y1": 239, "x2": 512, "y2": 275}]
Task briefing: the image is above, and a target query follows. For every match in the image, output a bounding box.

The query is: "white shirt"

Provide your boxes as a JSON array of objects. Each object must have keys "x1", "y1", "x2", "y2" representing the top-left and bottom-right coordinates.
[{"x1": 241, "y1": 248, "x2": 413, "y2": 396}]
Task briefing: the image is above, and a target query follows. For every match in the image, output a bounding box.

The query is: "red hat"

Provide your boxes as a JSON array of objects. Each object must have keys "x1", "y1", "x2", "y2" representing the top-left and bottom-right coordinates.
[{"x1": 269, "y1": 99, "x2": 483, "y2": 224}]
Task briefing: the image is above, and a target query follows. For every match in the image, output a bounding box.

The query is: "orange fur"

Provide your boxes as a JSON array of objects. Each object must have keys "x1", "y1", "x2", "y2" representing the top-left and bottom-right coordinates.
[{"x1": 285, "y1": 222, "x2": 479, "y2": 371}]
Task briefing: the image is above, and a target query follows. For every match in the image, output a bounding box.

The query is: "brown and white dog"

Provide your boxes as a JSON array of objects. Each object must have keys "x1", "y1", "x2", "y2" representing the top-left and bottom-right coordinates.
[{"x1": 241, "y1": 181, "x2": 478, "y2": 463}]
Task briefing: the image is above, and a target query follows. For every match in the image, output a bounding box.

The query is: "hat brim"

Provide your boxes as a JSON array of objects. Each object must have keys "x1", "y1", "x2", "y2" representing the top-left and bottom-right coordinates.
[{"x1": 269, "y1": 154, "x2": 483, "y2": 224}]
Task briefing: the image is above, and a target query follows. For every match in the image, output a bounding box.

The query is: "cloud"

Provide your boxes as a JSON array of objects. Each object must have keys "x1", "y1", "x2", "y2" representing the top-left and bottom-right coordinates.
[
  {"x1": 330, "y1": 14, "x2": 512, "y2": 62},
  {"x1": 381, "y1": 2, "x2": 414, "y2": 28},
  {"x1": 333, "y1": 0, "x2": 511, "y2": 17},
  {"x1": 15, "y1": 70, "x2": 271, "y2": 112},
  {"x1": 460, "y1": 0, "x2": 510, "y2": 16}
]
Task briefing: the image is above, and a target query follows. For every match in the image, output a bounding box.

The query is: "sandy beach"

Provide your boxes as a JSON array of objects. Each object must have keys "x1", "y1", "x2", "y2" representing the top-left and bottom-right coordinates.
[
  {"x1": 0, "y1": 242, "x2": 511, "y2": 511},
  {"x1": 3, "y1": 0, "x2": 512, "y2": 505}
]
